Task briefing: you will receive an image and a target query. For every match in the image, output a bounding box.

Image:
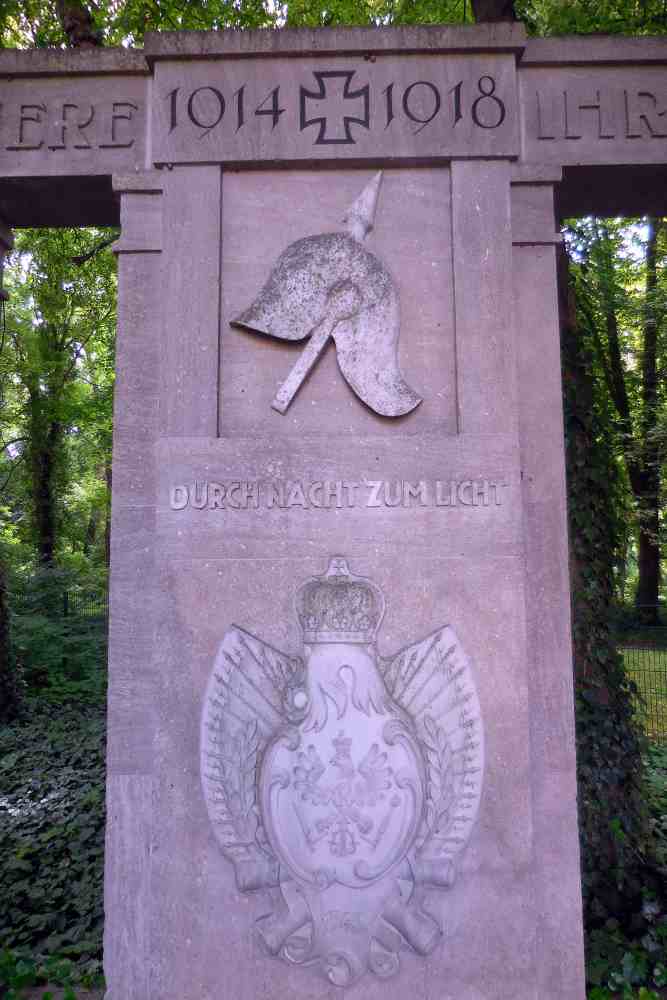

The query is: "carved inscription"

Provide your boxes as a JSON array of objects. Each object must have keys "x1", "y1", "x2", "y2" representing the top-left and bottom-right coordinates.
[
  {"x1": 153, "y1": 54, "x2": 518, "y2": 164},
  {"x1": 169, "y1": 478, "x2": 508, "y2": 511},
  {"x1": 168, "y1": 68, "x2": 507, "y2": 147},
  {"x1": 168, "y1": 68, "x2": 508, "y2": 147},
  {"x1": 0, "y1": 99, "x2": 139, "y2": 153},
  {"x1": 532, "y1": 85, "x2": 667, "y2": 142}
]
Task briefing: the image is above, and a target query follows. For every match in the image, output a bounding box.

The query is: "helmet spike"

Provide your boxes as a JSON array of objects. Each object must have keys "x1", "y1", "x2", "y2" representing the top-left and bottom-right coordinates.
[{"x1": 343, "y1": 171, "x2": 383, "y2": 242}]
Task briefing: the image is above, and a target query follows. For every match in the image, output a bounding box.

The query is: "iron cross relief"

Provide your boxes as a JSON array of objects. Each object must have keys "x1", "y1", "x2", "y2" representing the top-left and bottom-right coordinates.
[{"x1": 299, "y1": 70, "x2": 370, "y2": 145}]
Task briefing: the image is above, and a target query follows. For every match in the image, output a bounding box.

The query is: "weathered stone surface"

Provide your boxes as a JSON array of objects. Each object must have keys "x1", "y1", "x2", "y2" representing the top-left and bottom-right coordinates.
[
  {"x1": 1, "y1": 27, "x2": 667, "y2": 221},
  {"x1": 151, "y1": 52, "x2": 519, "y2": 165},
  {"x1": 6, "y1": 21, "x2": 656, "y2": 1000}
]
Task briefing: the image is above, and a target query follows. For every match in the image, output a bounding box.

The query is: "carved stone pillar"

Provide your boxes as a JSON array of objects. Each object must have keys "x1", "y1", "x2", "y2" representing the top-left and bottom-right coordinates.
[
  {"x1": 511, "y1": 165, "x2": 586, "y2": 999},
  {"x1": 104, "y1": 173, "x2": 163, "y2": 1000}
]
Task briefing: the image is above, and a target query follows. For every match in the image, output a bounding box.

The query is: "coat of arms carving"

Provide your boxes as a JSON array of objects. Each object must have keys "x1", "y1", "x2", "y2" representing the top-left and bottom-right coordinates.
[{"x1": 201, "y1": 557, "x2": 484, "y2": 986}]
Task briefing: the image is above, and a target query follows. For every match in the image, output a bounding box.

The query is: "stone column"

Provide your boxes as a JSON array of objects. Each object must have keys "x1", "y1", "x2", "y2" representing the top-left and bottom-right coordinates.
[
  {"x1": 451, "y1": 160, "x2": 517, "y2": 434},
  {"x1": 511, "y1": 165, "x2": 586, "y2": 999},
  {"x1": 160, "y1": 165, "x2": 222, "y2": 436},
  {"x1": 104, "y1": 172, "x2": 163, "y2": 1000}
]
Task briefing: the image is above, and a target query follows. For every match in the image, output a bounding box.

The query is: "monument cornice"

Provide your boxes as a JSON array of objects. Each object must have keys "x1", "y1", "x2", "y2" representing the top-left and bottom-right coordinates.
[
  {"x1": 0, "y1": 46, "x2": 149, "y2": 78},
  {"x1": 521, "y1": 34, "x2": 667, "y2": 66},
  {"x1": 143, "y1": 23, "x2": 527, "y2": 63}
]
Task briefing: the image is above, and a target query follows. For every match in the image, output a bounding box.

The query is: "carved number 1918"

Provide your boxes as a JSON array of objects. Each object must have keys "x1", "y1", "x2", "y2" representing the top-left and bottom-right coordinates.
[{"x1": 383, "y1": 76, "x2": 506, "y2": 133}]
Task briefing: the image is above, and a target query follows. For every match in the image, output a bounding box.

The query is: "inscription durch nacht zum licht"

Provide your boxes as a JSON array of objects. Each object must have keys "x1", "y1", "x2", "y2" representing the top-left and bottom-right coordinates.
[
  {"x1": 167, "y1": 69, "x2": 507, "y2": 145},
  {"x1": 1, "y1": 101, "x2": 138, "y2": 152},
  {"x1": 169, "y1": 478, "x2": 508, "y2": 511}
]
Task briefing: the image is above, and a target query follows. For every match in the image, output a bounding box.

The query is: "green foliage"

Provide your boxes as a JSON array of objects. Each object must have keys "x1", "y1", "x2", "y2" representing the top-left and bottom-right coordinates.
[
  {"x1": 9, "y1": 570, "x2": 107, "y2": 705},
  {"x1": 0, "y1": 947, "x2": 82, "y2": 998},
  {"x1": 1, "y1": 228, "x2": 116, "y2": 575},
  {"x1": 583, "y1": 745, "x2": 667, "y2": 999},
  {"x1": 586, "y1": 900, "x2": 667, "y2": 997},
  {"x1": 519, "y1": 0, "x2": 667, "y2": 37},
  {"x1": 0, "y1": 703, "x2": 106, "y2": 990},
  {"x1": 561, "y1": 249, "x2": 666, "y2": 1000},
  {"x1": 644, "y1": 743, "x2": 667, "y2": 872}
]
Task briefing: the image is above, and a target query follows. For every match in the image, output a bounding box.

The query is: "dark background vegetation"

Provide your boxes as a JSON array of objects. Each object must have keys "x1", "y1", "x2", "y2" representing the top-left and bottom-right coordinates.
[{"x1": 0, "y1": 1, "x2": 666, "y2": 997}]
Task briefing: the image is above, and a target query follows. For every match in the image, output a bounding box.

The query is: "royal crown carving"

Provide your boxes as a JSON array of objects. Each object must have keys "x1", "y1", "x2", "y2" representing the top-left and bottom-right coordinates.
[
  {"x1": 201, "y1": 556, "x2": 484, "y2": 987},
  {"x1": 297, "y1": 557, "x2": 383, "y2": 643}
]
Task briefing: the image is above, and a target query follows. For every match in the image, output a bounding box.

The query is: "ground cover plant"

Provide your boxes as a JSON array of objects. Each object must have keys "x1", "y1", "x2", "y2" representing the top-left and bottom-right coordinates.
[
  {"x1": 0, "y1": 582, "x2": 106, "y2": 999},
  {"x1": 0, "y1": 699, "x2": 106, "y2": 997}
]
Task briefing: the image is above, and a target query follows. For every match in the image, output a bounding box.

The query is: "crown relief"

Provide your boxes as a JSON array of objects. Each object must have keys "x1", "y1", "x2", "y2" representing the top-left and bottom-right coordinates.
[{"x1": 297, "y1": 556, "x2": 384, "y2": 644}]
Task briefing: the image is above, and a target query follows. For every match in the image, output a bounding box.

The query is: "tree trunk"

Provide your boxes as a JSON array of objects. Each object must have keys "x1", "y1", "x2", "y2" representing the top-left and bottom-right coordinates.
[
  {"x1": 55, "y1": 0, "x2": 102, "y2": 47},
  {"x1": 589, "y1": 220, "x2": 663, "y2": 623},
  {"x1": 471, "y1": 0, "x2": 517, "y2": 20},
  {"x1": 27, "y1": 386, "x2": 62, "y2": 568},
  {"x1": 636, "y1": 505, "x2": 661, "y2": 622},
  {"x1": 635, "y1": 217, "x2": 662, "y2": 624},
  {"x1": 105, "y1": 459, "x2": 112, "y2": 569},
  {"x1": 0, "y1": 548, "x2": 20, "y2": 722},
  {"x1": 559, "y1": 245, "x2": 646, "y2": 916}
]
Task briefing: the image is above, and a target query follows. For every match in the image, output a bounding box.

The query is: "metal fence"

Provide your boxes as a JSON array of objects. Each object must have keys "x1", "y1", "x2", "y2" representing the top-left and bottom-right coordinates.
[
  {"x1": 63, "y1": 590, "x2": 109, "y2": 620},
  {"x1": 10, "y1": 588, "x2": 108, "y2": 621},
  {"x1": 621, "y1": 638, "x2": 667, "y2": 743}
]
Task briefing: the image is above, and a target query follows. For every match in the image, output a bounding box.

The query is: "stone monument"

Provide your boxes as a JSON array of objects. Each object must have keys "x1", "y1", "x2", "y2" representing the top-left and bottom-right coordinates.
[{"x1": 2, "y1": 21, "x2": 667, "y2": 1000}]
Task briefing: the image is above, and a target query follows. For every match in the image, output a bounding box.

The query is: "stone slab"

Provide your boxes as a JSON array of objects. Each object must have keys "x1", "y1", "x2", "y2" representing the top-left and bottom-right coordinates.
[
  {"x1": 149, "y1": 496, "x2": 533, "y2": 999},
  {"x1": 144, "y1": 23, "x2": 527, "y2": 59},
  {"x1": 0, "y1": 75, "x2": 147, "y2": 177},
  {"x1": 1, "y1": 28, "x2": 667, "y2": 229},
  {"x1": 157, "y1": 434, "x2": 519, "y2": 565},
  {"x1": 520, "y1": 65, "x2": 667, "y2": 166},
  {"x1": 102, "y1": 134, "x2": 585, "y2": 996},
  {"x1": 152, "y1": 54, "x2": 519, "y2": 165}
]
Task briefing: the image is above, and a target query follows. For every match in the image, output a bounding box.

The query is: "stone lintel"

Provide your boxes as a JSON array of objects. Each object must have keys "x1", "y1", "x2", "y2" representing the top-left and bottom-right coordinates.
[
  {"x1": 144, "y1": 23, "x2": 527, "y2": 63},
  {"x1": 0, "y1": 47, "x2": 148, "y2": 78},
  {"x1": 522, "y1": 33, "x2": 667, "y2": 66}
]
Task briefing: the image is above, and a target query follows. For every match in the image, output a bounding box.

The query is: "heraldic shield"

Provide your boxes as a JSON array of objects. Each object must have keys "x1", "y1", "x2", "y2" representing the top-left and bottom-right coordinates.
[{"x1": 200, "y1": 557, "x2": 484, "y2": 986}]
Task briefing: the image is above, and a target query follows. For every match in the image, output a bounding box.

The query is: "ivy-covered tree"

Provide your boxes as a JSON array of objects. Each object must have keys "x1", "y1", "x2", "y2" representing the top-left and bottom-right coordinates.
[{"x1": 567, "y1": 218, "x2": 667, "y2": 621}]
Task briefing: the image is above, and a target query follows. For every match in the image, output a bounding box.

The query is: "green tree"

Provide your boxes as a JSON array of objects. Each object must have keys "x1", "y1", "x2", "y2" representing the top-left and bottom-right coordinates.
[
  {"x1": 1, "y1": 229, "x2": 116, "y2": 573},
  {"x1": 567, "y1": 218, "x2": 667, "y2": 620}
]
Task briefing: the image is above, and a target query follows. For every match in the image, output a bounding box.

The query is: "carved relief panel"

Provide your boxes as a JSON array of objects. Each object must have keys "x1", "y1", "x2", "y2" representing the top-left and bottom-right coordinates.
[
  {"x1": 201, "y1": 556, "x2": 484, "y2": 986},
  {"x1": 220, "y1": 167, "x2": 457, "y2": 437}
]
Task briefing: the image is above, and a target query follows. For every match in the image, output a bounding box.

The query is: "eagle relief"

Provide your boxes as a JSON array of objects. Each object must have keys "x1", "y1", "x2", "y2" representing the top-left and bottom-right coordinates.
[{"x1": 200, "y1": 557, "x2": 484, "y2": 986}]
